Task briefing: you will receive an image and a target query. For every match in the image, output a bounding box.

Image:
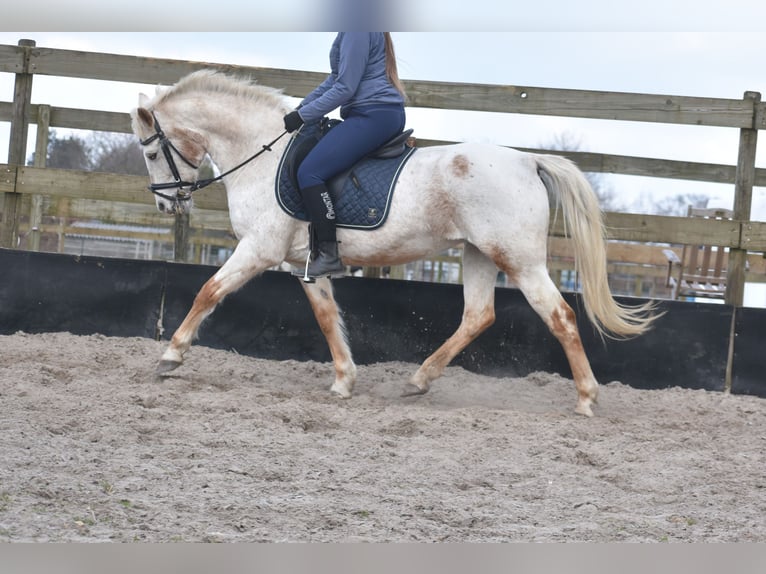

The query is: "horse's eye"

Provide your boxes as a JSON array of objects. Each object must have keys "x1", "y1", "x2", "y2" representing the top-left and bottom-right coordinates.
[{"x1": 147, "y1": 152, "x2": 158, "y2": 161}]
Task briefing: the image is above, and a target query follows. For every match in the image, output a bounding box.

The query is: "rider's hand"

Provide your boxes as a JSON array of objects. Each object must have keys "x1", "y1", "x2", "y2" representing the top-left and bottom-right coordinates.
[{"x1": 283, "y1": 111, "x2": 304, "y2": 133}]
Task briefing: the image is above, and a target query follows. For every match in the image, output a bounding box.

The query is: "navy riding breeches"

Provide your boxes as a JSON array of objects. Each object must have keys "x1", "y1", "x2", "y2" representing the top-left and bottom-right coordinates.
[{"x1": 297, "y1": 103, "x2": 406, "y2": 190}]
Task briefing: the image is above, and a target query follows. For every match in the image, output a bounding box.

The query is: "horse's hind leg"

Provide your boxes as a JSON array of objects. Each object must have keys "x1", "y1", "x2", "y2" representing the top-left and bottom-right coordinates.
[
  {"x1": 404, "y1": 243, "x2": 497, "y2": 396},
  {"x1": 512, "y1": 265, "x2": 599, "y2": 417},
  {"x1": 300, "y1": 277, "x2": 357, "y2": 398}
]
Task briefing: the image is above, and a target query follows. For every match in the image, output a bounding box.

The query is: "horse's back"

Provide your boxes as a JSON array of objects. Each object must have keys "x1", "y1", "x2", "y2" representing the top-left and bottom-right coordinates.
[
  {"x1": 397, "y1": 141, "x2": 549, "y2": 218},
  {"x1": 369, "y1": 141, "x2": 552, "y2": 265}
]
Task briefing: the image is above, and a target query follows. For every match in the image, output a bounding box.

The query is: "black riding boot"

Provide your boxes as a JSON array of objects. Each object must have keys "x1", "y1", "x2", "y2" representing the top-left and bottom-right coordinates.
[{"x1": 300, "y1": 184, "x2": 346, "y2": 279}]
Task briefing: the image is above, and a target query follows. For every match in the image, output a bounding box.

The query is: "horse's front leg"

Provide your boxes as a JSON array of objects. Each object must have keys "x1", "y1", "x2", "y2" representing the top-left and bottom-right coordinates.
[
  {"x1": 157, "y1": 243, "x2": 270, "y2": 374},
  {"x1": 299, "y1": 278, "x2": 357, "y2": 398}
]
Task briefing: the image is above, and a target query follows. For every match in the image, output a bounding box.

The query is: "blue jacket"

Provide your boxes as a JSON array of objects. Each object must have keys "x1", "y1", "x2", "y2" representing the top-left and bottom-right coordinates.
[{"x1": 297, "y1": 32, "x2": 405, "y2": 124}]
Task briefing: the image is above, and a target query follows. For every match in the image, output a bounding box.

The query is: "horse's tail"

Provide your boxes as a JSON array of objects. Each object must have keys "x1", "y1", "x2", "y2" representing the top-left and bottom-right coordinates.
[{"x1": 534, "y1": 153, "x2": 660, "y2": 339}]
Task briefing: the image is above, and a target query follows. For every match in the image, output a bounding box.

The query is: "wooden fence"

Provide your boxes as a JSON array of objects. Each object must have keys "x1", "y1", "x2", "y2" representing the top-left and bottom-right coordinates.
[{"x1": 1, "y1": 38, "x2": 765, "y2": 306}]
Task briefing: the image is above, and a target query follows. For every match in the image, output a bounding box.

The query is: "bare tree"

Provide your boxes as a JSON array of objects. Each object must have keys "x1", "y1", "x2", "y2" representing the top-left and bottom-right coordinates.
[
  {"x1": 31, "y1": 130, "x2": 91, "y2": 170},
  {"x1": 88, "y1": 132, "x2": 147, "y2": 175},
  {"x1": 633, "y1": 191, "x2": 710, "y2": 216},
  {"x1": 32, "y1": 130, "x2": 217, "y2": 180},
  {"x1": 29, "y1": 129, "x2": 145, "y2": 174}
]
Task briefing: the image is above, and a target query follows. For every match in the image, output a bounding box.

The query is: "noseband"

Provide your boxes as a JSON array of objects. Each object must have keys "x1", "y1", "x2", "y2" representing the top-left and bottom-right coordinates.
[{"x1": 139, "y1": 110, "x2": 288, "y2": 206}]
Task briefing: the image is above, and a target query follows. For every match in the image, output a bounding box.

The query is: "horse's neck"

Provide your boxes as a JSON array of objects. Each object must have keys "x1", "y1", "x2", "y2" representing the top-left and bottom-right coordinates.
[
  {"x1": 178, "y1": 97, "x2": 287, "y2": 197},
  {"x1": 185, "y1": 97, "x2": 290, "y2": 233},
  {"x1": 209, "y1": 123, "x2": 288, "y2": 188},
  {"x1": 198, "y1": 105, "x2": 286, "y2": 178}
]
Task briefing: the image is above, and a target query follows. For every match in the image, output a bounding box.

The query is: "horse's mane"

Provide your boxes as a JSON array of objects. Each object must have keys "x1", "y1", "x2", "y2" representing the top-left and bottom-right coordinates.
[{"x1": 149, "y1": 69, "x2": 287, "y2": 110}]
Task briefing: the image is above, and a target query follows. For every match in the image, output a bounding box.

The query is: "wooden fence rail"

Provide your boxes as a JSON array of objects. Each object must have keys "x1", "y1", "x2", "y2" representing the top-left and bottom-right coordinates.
[{"x1": 1, "y1": 39, "x2": 764, "y2": 306}]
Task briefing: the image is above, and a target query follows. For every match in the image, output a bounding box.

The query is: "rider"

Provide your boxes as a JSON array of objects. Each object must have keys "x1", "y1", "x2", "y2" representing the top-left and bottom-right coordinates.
[{"x1": 283, "y1": 32, "x2": 407, "y2": 278}]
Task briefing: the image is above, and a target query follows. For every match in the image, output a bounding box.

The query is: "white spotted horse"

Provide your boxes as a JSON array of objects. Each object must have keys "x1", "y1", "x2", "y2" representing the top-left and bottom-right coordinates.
[{"x1": 130, "y1": 70, "x2": 657, "y2": 417}]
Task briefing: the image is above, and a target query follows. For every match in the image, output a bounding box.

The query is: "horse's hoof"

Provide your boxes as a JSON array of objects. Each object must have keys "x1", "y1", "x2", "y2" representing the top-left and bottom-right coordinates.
[
  {"x1": 401, "y1": 383, "x2": 428, "y2": 397},
  {"x1": 330, "y1": 382, "x2": 352, "y2": 399},
  {"x1": 156, "y1": 360, "x2": 182, "y2": 376},
  {"x1": 575, "y1": 400, "x2": 595, "y2": 418}
]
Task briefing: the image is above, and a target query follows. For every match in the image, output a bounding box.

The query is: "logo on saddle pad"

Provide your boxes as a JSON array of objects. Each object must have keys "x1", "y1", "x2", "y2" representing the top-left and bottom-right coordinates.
[{"x1": 275, "y1": 118, "x2": 416, "y2": 230}]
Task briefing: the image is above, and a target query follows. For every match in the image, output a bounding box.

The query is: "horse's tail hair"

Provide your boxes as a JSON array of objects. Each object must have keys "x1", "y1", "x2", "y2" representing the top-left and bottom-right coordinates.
[{"x1": 535, "y1": 154, "x2": 660, "y2": 339}]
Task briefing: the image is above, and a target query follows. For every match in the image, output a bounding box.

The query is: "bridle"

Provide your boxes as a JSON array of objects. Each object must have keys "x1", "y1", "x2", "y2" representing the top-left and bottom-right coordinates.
[{"x1": 139, "y1": 110, "x2": 288, "y2": 206}]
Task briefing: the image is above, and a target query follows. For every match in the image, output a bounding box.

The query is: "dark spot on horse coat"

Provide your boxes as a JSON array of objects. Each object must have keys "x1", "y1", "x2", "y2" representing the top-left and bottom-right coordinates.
[{"x1": 451, "y1": 154, "x2": 471, "y2": 178}]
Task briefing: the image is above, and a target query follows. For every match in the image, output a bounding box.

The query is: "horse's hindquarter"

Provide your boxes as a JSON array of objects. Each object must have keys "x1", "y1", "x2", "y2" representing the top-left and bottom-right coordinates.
[{"x1": 340, "y1": 143, "x2": 551, "y2": 266}]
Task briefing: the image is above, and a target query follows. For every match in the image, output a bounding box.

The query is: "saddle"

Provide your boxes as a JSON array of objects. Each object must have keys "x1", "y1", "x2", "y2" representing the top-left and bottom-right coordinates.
[
  {"x1": 275, "y1": 118, "x2": 417, "y2": 230},
  {"x1": 287, "y1": 118, "x2": 414, "y2": 186}
]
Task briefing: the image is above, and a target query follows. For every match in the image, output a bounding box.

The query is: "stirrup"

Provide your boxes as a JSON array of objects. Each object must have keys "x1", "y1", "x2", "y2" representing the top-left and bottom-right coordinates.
[
  {"x1": 305, "y1": 254, "x2": 346, "y2": 280},
  {"x1": 290, "y1": 254, "x2": 345, "y2": 282},
  {"x1": 306, "y1": 262, "x2": 346, "y2": 280},
  {"x1": 291, "y1": 249, "x2": 316, "y2": 283}
]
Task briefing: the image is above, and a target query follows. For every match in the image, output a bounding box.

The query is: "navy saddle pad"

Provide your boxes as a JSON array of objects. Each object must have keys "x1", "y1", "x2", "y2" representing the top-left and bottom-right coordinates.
[{"x1": 275, "y1": 118, "x2": 417, "y2": 230}]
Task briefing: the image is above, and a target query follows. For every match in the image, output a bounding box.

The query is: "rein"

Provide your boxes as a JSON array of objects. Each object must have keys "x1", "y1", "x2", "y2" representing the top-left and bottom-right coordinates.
[{"x1": 140, "y1": 111, "x2": 288, "y2": 204}]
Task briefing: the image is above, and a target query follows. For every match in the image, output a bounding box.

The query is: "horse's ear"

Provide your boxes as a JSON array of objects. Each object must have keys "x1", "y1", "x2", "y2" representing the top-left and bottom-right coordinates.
[
  {"x1": 136, "y1": 107, "x2": 153, "y2": 128},
  {"x1": 139, "y1": 93, "x2": 150, "y2": 107}
]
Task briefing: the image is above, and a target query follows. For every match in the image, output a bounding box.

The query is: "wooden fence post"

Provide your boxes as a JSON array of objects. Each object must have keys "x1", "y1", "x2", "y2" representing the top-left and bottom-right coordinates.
[
  {"x1": 29, "y1": 104, "x2": 51, "y2": 252},
  {"x1": 173, "y1": 212, "x2": 190, "y2": 262},
  {"x1": 726, "y1": 91, "x2": 761, "y2": 306},
  {"x1": 0, "y1": 39, "x2": 35, "y2": 248},
  {"x1": 724, "y1": 91, "x2": 760, "y2": 393}
]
